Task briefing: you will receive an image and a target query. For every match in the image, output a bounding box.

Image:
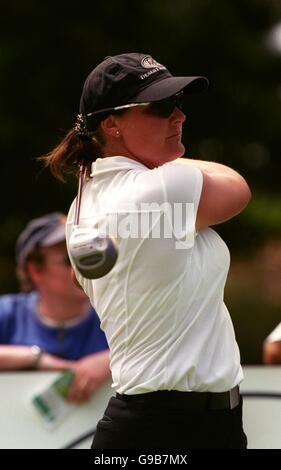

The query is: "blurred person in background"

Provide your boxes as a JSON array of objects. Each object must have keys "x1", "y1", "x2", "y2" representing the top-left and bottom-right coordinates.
[
  {"x1": 0, "y1": 213, "x2": 110, "y2": 402},
  {"x1": 263, "y1": 323, "x2": 281, "y2": 364},
  {"x1": 41, "y1": 53, "x2": 251, "y2": 449}
]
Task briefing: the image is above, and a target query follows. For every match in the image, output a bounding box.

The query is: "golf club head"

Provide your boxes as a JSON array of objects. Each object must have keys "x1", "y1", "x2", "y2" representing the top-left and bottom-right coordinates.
[{"x1": 69, "y1": 227, "x2": 118, "y2": 279}]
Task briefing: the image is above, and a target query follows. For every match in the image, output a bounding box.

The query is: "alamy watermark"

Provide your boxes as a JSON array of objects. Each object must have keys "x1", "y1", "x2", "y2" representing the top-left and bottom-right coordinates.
[{"x1": 83, "y1": 202, "x2": 195, "y2": 250}]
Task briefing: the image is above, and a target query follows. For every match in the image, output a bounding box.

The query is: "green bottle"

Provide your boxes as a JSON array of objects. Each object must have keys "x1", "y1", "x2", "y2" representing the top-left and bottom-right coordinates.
[{"x1": 52, "y1": 369, "x2": 75, "y2": 398}]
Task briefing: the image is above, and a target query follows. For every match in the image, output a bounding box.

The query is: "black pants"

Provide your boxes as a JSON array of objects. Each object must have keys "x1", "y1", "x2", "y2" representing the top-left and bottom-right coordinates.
[{"x1": 91, "y1": 391, "x2": 247, "y2": 449}]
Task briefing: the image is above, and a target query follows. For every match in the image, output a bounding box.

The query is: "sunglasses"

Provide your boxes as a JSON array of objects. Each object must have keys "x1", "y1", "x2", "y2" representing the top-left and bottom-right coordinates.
[
  {"x1": 86, "y1": 93, "x2": 184, "y2": 121},
  {"x1": 143, "y1": 94, "x2": 184, "y2": 118}
]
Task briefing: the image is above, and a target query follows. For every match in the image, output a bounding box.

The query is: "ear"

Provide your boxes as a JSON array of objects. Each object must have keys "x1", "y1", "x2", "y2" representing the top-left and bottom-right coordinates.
[
  {"x1": 26, "y1": 261, "x2": 44, "y2": 286},
  {"x1": 100, "y1": 115, "x2": 120, "y2": 138}
]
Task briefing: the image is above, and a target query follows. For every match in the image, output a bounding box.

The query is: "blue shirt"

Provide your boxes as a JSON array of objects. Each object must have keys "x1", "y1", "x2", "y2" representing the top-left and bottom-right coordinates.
[{"x1": 0, "y1": 292, "x2": 108, "y2": 360}]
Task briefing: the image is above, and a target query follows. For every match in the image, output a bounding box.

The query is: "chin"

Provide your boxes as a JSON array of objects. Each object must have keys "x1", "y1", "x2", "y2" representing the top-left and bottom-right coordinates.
[
  {"x1": 169, "y1": 143, "x2": 185, "y2": 158},
  {"x1": 176, "y1": 142, "x2": 185, "y2": 155}
]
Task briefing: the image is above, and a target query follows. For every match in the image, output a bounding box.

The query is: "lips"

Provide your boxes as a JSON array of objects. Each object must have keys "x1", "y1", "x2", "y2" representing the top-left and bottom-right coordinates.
[{"x1": 168, "y1": 132, "x2": 181, "y2": 139}]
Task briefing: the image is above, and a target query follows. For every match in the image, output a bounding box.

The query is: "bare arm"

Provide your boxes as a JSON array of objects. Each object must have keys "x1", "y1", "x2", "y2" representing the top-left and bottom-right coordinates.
[
  {"x1": 178, "y1": 158, "x2": 252, "y2": 231},
  {"x1": 0, "y1": 345, "x2": 110, "y2": 402},
  {"x1": 0, "y1": 345, "x2": 75, "y2": 371},
  {"x1": 263, "y1": 341, "x2": 281, "y2": 365}
]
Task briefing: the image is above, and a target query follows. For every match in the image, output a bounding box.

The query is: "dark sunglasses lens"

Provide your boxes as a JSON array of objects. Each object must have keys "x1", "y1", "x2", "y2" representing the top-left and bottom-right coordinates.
[
  {"x1": 148, "y1": 99, "x2": 175, "y2": 118},
  {"x1": 176, "y1": 96, "x2": 183, "y2": 111},
  {"x1": 146, "y1": 96, "x2": 183, "y2": 118}
]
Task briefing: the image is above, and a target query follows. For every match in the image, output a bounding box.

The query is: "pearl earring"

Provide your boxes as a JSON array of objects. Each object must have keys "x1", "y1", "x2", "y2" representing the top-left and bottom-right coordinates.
[{"x1": 116, "y1": 130, "x2": 120, "y2": 136}]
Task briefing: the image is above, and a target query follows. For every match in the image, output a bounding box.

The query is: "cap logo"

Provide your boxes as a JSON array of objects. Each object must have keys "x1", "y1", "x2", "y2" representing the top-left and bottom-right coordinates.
[
  {"x1": 141, "y1": 56, "x2": 165, "y2": 70},
  {"x1": 139, "y1": 56, "x2": 166, "y2": 80}
]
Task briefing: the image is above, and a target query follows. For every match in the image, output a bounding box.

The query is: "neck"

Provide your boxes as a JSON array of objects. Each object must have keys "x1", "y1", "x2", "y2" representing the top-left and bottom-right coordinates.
[
  {"x1": 37, "y1": 293, "x2": 89, "y2": 324},
  {"x1": 104, "y1": 140, "x2": 166, "y2": 169},
  {"x1": 105, "y1": 134, "x2": 142, "y2": 159}
]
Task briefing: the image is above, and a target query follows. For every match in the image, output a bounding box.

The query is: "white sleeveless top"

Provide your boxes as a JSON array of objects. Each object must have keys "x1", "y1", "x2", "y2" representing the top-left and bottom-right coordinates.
[{"x1": 66, "y1": 156, "x2": 243, "y2": 394}]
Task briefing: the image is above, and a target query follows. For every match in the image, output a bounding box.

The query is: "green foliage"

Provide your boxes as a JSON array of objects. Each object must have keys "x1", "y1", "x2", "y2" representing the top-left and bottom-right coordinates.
[
  {"x1": 226, "y1": 289, "x2": 281, "y2": 364},
  {"x1": 245, "y1": 193, "x2": 281, "y2": 232}
]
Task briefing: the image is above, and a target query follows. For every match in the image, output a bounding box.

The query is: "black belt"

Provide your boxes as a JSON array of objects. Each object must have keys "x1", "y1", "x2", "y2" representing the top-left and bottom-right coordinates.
[{"x1": 116, "y1": 386, "x2": 240, "y2": 410}]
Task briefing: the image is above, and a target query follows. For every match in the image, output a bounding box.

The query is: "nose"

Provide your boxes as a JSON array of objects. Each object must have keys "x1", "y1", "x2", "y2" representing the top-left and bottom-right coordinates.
[{"x1": 171, "y1": 106, "x2": 186, "y2": 123}]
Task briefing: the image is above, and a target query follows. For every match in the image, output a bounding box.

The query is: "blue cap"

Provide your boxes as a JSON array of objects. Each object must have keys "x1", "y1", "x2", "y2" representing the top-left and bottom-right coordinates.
[{"x1": 16, "y1": 213, "x2": 66, "y2": 267}]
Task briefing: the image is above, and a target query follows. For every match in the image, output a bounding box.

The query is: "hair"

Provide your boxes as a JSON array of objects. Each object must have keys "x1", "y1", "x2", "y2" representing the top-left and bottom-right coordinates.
[
  {"x1": 39, "y1": 127, "x2": 106, "y2": 181},
  {"x1": 17, "y1": 246, "x2": 46, "y2": 292}
]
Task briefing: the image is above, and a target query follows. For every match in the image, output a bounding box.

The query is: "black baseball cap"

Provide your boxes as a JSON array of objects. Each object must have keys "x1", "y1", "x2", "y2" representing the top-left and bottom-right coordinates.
[
  {"x1": 79, "y1": 53, "x2": 209, "y2": 130},
  {"x1": 16, "y1": 213, "x2": 66, "y2": 267}
]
